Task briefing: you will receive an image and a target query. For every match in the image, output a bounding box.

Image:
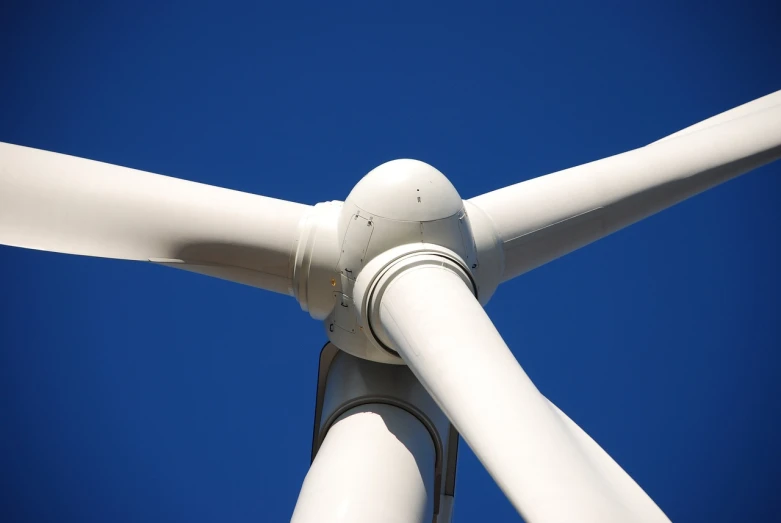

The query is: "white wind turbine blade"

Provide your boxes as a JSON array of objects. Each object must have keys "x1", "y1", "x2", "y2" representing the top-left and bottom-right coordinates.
[
  {"x1": 655, "y1": 89, "x2": 781, "y2": 142},
  {"x1": 545, "y1": 399, "x2": 666, "y2": 519},
  {"x1": 0, "y1": 142, "x2": 311, "y2": 294},
  {"x1": 468, "y1": 92, "x2": 781, "y2": 282},
  {"x1": 376, "y1": 264, "x2": 670, "y2": 523}
]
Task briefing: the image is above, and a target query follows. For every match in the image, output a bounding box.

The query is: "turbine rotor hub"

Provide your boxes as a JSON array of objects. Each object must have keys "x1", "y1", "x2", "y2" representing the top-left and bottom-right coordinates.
[{"x1": 292, "y1": 159, "x2": 504, "y2": 364}]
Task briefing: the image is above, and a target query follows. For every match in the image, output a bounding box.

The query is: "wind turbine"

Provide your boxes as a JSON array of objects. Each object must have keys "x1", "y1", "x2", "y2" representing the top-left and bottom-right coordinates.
[{"x1": 1, "y1": 88, "x2": 779, "y2": 522}]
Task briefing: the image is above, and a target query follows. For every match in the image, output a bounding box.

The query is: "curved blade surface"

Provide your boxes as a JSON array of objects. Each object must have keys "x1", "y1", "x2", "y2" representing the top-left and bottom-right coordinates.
[
  {"x1": 377, "y1": 264, "x2": 670, "y2": 522},
  {"x1": 655, "y1": 89, "x2": 781, "y2": 142},
  {"x1": 469, "y1": 92, "x2": 781, "y2": 282},
  {"x1": 0, "y1": 142, "x2": 310, "y2": 293}
]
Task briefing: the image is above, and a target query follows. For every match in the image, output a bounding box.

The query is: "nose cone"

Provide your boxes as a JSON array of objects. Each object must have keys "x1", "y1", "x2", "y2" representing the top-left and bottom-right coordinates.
[{"x1": 345, "y1": 159, "x2": 463, "y2": 221}]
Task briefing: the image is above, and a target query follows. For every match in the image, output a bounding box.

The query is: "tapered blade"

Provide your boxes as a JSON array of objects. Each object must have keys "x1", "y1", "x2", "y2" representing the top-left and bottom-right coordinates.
[
  {"x1": 0, "y1": 142, "x2": 310, "y2": 293},
  {"x1": 376, "y1": 263, "x2": 670, "y2": 522},
  {"x1": 469, "y1": 92, "x2": 781, "y2": 282}
]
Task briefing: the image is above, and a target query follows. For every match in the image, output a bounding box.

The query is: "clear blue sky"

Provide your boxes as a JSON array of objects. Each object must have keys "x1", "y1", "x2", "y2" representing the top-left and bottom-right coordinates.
[{"x1": 1, "y1": 2, "x2": 779, "y2": 522}]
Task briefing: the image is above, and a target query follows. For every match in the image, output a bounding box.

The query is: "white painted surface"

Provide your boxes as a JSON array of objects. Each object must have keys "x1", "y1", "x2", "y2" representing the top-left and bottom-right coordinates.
[
  {"x1": 324, "y1": 159, "x2": 484, "y2": 363},
  {"x1": 462, "y1": 200, "x2": 504, "y2": 303},
  {"x1": 292, "y1": 403, "x2": 435, "y2": 523},
  {"x1": 292, "y1": 201, "x2": 343, "y2": 318},
  {"x1": 317, "y1": 350, "x2": 450, "y2": 439},
  {"x1": 355, "y1": 248, "x2": 474, "y2": 356},
  {"x1": 342, "y1": 159, "x2": 463, "y2": 223},
  {"x1": 469, "y1": 94, "x2": 781, "y2": 282},
  {"x1": 310, "y1": 347, "x2": 459, "y2": 523},
  {"x1": 0, "y1": 142, "x2": 311, "y2": 294},
  {"x1": 377, "y1": 263, "x2": 670, "y2": 523},
  {"x1": 546, "y1": 398, "x2": 668, "y2": 522},
  {"x1": 343, "y1": 244, "x2": 475, "y2": 363},
  {"x1": 655, "y1": 89, "x2": 781, "y2": 142}
]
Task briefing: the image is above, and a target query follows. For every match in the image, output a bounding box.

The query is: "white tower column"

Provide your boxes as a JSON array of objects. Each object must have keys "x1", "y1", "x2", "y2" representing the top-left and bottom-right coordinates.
[{"x1": 292, "y1": 403, "x2": 435, "y2": 523}]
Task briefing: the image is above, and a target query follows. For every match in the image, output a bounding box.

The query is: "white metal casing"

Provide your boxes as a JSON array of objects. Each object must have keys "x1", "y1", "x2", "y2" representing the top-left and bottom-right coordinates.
[
  {"x1": 292, "y1": 403, "x2": 435, "y2": 523},
  {"x1": 351, "y1": 245, "x2": 476, "y2": 358},
  {"x1": 292, "y1": 344, "x2": 459, "y2": 523},
  {"x1": 292, "y1": 201, "x2": 343, "y2": 319},
  {"x1": 290, "y1": 159, "x2": 503, "y2": 363},
  {"x1": 329, "y1": 160, "x2": 475, "y2": 362}
]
